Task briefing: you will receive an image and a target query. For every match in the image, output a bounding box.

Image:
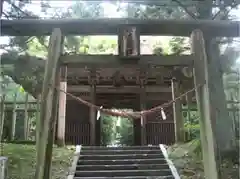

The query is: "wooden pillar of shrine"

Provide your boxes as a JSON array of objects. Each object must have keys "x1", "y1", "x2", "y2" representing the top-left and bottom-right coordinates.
[
  {"x1": 10, "y1": 92, "x2": 17, "y2": 140},
  {"x1": 57, "y1": 65, "x2": 67, "y2": 146},
  {"x1": 24, "y1": 93, "x2": 29, "y2": 140},
  {"x1": 171, "y1": 78, "x2": 184, "y2": 143},
  {"x1": 186, "y1": 92, "x2": 193, "y2": 140},
  {"x1": 140, "y1": 85, "x2": 146, "y2": 145},
  {"x1": 89, "y1": 84, "x2": 96, "y2": 145},
  {"x1": 89, "y1": 70, "x2": 98, "y2": 146},
  {"x1": 138, "y1": 69, "x2": 147, "y2": 145}
]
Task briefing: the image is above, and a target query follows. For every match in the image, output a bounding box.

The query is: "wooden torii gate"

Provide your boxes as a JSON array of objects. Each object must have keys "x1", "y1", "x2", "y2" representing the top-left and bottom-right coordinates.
[{"x1": 1, "y1": 18, "x2": 239, "y2": 179}]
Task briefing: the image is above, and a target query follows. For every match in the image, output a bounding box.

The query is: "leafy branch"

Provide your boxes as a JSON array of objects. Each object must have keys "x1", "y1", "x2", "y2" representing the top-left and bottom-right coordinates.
[
  {"x1": 172, "y1": 0, "x2": 197, "y2": 20},
  {"x1": 212, "y1": 2, "x2": 239, "y2": 20}
]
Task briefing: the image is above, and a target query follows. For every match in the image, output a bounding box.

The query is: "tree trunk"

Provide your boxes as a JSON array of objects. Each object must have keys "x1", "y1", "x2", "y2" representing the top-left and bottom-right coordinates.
[
  {"x1": 0, "y1": 95, "x2": 5, "y2": 141},
  {"x1": 36, "y1": 94, "x2": 41, "y2": 152},
  {"x1": 197, "y1": 0, "x2": 235, "y2": 153},
  {"x1": 205, "y1": 39, "x2": 235, "y2": 152}
]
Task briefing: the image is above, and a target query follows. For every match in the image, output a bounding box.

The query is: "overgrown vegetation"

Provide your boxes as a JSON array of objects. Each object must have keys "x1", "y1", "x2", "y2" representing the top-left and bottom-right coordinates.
[
  {"x1": 168, "y1": 140, "x2": 239, "y2": 179},
  {"x1": 3, "y1": 144, "x2": 73, "y2": 179}
]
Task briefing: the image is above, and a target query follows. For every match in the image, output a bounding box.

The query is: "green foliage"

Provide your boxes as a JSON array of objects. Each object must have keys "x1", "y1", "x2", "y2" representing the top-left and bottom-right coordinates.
[
  {"x1": 100, "y1": 111, "x2": 134, "y2": 146},
  {"x1": 101, "y1": 115, "x2": 115, "y2": 145},
  {"x1": 117, "y1": 118, "x2": 134, "y2": 146},
  {"x1": 169, "y1": 37, "x2": 190, "y2": 55},
  {"x1": 184, "y1": 123, "x2": 200, "y2": 140},
  {"x1": 190, "y1": 139, "x2": 202, "y2": 156},
  {"x1": 1, "y1": 76, "x2": 35, "y2": 102}
]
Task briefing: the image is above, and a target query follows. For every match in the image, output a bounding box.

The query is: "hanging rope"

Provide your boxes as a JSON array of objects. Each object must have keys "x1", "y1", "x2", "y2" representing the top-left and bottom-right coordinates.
[{"x1": 56, "y1": 83, "x2": 203, "y2": 119}]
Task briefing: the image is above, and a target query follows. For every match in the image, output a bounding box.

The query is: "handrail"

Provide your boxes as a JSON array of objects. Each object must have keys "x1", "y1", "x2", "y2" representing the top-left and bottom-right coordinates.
[
  {"x1": 66, "y1": 145, "x2": 82, "y2": 179},
  {"x1": 159, "y1": 144, "x2": 181, "y2": 179}
]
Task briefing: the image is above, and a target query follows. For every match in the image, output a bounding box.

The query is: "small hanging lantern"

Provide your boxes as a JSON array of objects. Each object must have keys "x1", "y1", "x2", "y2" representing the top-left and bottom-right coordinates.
[{"x1": 161, "y1": 108, "x2": 167, "y2": 120}]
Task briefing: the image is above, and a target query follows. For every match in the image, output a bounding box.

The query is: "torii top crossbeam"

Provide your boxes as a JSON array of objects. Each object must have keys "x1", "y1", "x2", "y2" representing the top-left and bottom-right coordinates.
[{"x1": 1, "y1": 18, "x2": 239, "y2": 37}]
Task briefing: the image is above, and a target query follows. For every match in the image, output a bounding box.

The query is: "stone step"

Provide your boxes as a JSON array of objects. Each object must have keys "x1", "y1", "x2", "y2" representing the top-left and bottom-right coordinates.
[
  {"x1": 79, "y1": 154, "x2": 164, "y2": 160},
  {"x1": 78, "y1": 158, "x2": 167, "y2": 165},
  {"x1": 81, "y1": 146, "x2": 159, "y2": 151},
  {"x1": 81, "y1": 149, "x2": 162, "y2": 155},
  {"x1": 74, "y1": 176, "x2": 174, "y2": 179},
  {"x1": 74, "y1": 169, "x2": 172, "y2": 177},
  {"x1": 76, "y1": 164, "x2": 170, "y2": 171},
  {"x1": 72, "y1": 145, "x2": 176, "y2": 179}
]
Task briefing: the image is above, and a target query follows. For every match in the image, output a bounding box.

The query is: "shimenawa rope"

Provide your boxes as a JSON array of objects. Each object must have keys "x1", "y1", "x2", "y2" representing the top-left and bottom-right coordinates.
[{"x1": 56, "y1": 84, "x2": 203, "y2": 119}]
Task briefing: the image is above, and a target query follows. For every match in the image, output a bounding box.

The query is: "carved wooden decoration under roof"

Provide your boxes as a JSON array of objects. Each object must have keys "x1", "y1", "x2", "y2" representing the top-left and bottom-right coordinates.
[
  {"x1": 87, "y1": 68, "x2": 100, "y2": 85},
  {"x1": 136, "y1": 68, "x2": 148, "y2": 86},
  {"x1": 67, "y1": 66, "x2": 193, "y2": 86},
  {"x1": 112, "y1": 71, "x2": 126, "y2": 87}
]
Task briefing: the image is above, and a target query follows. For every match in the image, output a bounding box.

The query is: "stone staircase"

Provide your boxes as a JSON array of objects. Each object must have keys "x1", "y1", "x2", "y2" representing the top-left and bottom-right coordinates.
[{"x1": 68, "y1": 145, "x2": 180, "y2": 179}]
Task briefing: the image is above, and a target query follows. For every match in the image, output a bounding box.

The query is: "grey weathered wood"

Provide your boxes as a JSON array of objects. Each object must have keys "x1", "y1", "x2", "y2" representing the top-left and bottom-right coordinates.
[
  {"x1": 57, "y1": 65, "x2": 67, "y2": 146},
  {"x1": 10, "y1": 92, "x2": 17, "y2": 141},
  {"x1": 67, "y1": 85, "x2": 172, "y2": 93},
  {"x1": 0, "y1": 94, "x2": 5, "y2": 141},
  {"x1": 171, "y1": 79, "x2": 184, "y2": 143},
  {"x1": 1, "y1": 19, "x2": 239, "y2": 37},
  {"x1": 185, "y1": 92, "x2": 193, "y2": 139},
  {"x1": 67, "y1": 93, "x2": 172, "y2": 103},
  {"x1": 0, "y1": 0, "x2": 3, "y2": 18},
  {"x1": 61, "y1": 54, "x2": 193, "y2": 67},
  {"x1": 140, "y1": 86, "x2": 146, "y2": 145},
  {"x1": 43, "y1": 77, "x2": 60, "y2": 178},
  {"x1": 191, "y1": 29, "x2": 218, "y2": 179},
  {"x1": 43, "y1": 34, "x2": 65, "y2": 179},
  {"x1": 24, "y1": 93, "x2": 29, "y2": 140},
  {"x1": 205, "y1": 38, "x2": 236, "y2": 152},
  {"x1": 89, "y1": 83, "x2": 96, "y2": 146},
  {"x1": 35, "y1": 28, "x2": 63, "y2": 179},
  {"x1": 35, "y1": 94, "x2": 41, "y2": 153}
]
